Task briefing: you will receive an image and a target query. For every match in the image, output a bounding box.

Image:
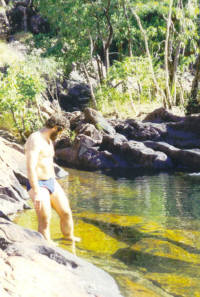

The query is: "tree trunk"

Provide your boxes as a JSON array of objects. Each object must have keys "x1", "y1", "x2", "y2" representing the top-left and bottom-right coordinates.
[
  {"x1": 131, "y1": 8, "x2": 167, "y2": 107},
  {"x1": 171, "y1": 40, "x2": 181, "y2": 105},
  {"x1": 164, "y1": 0, "x2": 173, "y2": 108},
  {"x1": 89, "y1": 34, "x2": 100, "y2": 84},
  {"x1": 103, "y1": 0, "x2": 113, "y2": 72},
  {"x1": 0, "y1": 0, "x2": 6, "y2": 7},
  {"x1": 185, "y1": 53, "x2": 200, "y2": 114},
  {"x1": 190, "y1": 53, "x2": 200, "y2": 101},
  {"x1": 122, "y1": 0, "x2": 133, "y2": 57},
  {"x1": 82, "y1": 63, "x2": 98, "y2": 110}
]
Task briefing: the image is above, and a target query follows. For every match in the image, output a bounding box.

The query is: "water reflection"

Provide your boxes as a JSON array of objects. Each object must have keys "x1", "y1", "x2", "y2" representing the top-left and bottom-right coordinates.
[{"x1": 61, "y1": 169, "x2": 200, "y2": 225}]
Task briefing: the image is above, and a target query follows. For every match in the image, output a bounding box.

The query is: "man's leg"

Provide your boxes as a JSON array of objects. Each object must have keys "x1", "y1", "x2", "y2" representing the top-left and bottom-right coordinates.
[
  {"x1": 50, "y1": 180, "x2": 79, "y2": 241},
  {"x1": 28, "y1": 187, "x2": 52, "y2": 241}
]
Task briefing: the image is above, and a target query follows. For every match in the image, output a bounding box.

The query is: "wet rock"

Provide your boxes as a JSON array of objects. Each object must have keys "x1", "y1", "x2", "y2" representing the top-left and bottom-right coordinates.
[
  {"x1": 145, "y1": 141, "x2": 200, "y2": 171},
  {"x1": 0, "y1": 218, "x2": 123, "y2": 297}
]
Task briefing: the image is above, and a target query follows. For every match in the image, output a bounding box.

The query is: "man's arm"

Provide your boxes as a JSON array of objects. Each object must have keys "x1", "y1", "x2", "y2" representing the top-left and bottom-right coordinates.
[{"x1": 25, "y1": 136, "x2": 41, "y2": 210}]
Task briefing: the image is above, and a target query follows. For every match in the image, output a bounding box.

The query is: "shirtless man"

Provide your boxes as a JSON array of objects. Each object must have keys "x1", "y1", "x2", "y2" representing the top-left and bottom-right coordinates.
[{"x1": 25, "y1": 115, "x2": 79, "y2": 243}]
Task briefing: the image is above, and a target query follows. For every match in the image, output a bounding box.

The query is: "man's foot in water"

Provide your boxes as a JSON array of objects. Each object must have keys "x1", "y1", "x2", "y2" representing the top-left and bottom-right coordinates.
[{"x1": 65, "y1": 236, "x2": 81, "y2": 242}]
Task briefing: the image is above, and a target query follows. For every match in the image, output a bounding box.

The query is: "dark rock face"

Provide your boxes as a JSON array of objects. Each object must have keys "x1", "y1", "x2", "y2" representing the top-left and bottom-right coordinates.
[
  {"x1": 55, "y1": 108, "x2": 200, "y2": 175},
  {"x1": 57, "y1": 80, "x2": 91, "y2": 112},
  {"x1": 0, "y1": 217, "x2": 123, "y2": 297},
  {"x1": 7, "y1": 1, "x2": 49, "y2": 35},
  {"x1": 30, "y1": 14, "x2": 49, "y2": 34}
]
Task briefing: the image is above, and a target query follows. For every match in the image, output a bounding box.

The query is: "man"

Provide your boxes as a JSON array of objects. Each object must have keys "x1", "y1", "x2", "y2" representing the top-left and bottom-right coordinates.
[{"x1": 25, "y1": 114, "x2": 79, "y2": 243}]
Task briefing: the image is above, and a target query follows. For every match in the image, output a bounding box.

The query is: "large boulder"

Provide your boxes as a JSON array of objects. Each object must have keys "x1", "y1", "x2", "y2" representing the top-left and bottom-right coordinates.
[
  {"x1": 145, "y1": 141, "x2": 200, "y2": 171},
  {"x1": 84, "y1": 108, "x2": 116, "y2": 136},
  {"x1": 0, "y1": 217, "x2": 123, "y2": 297},
  {"x1": 57, "y1": 79, "x2": 91, "y2": 112},
  {"x1": 7, "y1": 1, "x2": 49, "y2": 35}
]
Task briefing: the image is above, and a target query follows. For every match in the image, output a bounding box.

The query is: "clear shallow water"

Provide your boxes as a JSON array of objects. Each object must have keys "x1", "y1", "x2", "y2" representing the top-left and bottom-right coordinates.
[{"x1": 14, "y1": 169, "x2": 200, "y2": 297}]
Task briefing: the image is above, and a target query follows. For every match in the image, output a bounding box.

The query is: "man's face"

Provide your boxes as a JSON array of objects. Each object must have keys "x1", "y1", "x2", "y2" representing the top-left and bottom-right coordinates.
[{"x1": 50, "y1": 126, "x2": 63, "y2": 141}]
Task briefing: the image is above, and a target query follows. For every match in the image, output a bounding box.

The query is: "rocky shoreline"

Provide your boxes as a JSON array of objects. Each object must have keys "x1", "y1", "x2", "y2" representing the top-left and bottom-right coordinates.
[
  {"x1": 0, "y1": 133, "x2": 123, "y2": 297},
  {"x1": 55, "y1": 107, "x2": 200, "y2": 176},
  {"x1": 1, "y1": 106, "x2": 200, "y2": 296}
]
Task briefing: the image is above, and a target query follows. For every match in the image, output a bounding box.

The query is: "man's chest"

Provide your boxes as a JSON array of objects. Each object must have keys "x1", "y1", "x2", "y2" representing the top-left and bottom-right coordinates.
[{"x1": 39, "y1": 140, "x2": 55, "y2": 159}]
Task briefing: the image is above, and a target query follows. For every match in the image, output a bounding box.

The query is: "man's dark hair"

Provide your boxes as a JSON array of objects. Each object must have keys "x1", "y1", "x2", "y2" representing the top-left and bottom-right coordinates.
[{"x1": 45, "y1": 114, "x2": 69, "y2": 130}]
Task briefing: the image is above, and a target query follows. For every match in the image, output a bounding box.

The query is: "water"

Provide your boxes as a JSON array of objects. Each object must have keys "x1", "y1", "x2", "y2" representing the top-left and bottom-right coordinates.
[{"x1": 14, "y1": 168, "x2": 200, "y2": 297}]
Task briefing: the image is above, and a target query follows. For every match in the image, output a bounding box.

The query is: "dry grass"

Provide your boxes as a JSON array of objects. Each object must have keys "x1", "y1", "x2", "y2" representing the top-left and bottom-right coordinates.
[{"x1": 102, "y1": 99, "x2": 185, "y2": 120}]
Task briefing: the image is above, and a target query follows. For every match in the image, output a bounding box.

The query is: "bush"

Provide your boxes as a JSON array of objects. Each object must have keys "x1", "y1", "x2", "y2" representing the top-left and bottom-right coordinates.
[{"x1": 95, "y1": 57, "x2": 165, "y2": 115}]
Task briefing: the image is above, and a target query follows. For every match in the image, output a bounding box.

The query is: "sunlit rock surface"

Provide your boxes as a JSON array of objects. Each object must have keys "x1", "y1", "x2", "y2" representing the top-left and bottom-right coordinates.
[{"x1": 0, "y1": 217, "x2": 123, "y2": 297}]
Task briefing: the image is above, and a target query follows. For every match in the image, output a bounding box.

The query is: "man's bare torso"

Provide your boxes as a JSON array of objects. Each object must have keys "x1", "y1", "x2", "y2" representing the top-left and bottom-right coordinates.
[{"x1": 25, "y1": 131, "x2": 55, "y2": 180}]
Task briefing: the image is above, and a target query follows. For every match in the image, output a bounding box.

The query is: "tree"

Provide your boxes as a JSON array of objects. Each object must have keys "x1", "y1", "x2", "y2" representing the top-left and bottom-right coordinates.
[{"x1": 0, "y1": 60, "x2": 46, "y2": 140}]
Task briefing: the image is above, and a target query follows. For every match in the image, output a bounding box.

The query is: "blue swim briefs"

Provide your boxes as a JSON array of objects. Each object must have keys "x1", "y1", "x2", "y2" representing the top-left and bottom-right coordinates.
[{"x1": 26, "y1": 178, "x2": 55, "y2": 194}]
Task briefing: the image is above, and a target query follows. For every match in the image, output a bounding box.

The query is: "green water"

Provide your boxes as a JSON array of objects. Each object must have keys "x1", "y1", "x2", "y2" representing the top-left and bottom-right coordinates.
[{"x1": 14, "y1": 169, "x2": 200, "y2": 297}]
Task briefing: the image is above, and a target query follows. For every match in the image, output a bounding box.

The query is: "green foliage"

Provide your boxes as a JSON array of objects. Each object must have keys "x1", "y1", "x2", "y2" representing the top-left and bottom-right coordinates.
[
  {"x1": 0, "y1": 58, "x2": 47, "y2": 140},
  {"x1": 185, "y1": 90, "x2": 200, "y2": 114},
  {"x1": 96, "y1": 57, "x2": 165, "y2": 113}
]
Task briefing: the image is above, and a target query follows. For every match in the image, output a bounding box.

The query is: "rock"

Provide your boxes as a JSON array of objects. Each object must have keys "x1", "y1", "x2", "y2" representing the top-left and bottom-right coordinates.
[
  {"x1": 0, "y1": 136, "x2": 30, "y2": 215},
  {"x1": 58, "y1": 79, "x2": 91, "y2": 112},
  {"x1": 7, "y1": 2, "x2": 49, "y2": 35},
  {"x1": 0, "y1": 158, "x2": 28, "y2": 215},
  {"x1": 143, "y1": 107, "x2": 184, "y2": 123},
  {"x1": 84, "y1": 108, "x2": 116, "y2": 135},
  {"x1": 115, "y1": 119, "x2": 163, "y2": 141},
  {"x1": 55, "y1": 147, "x2": 77, "y2": 167},
  {"x1": 0, "y1": 218, "x2": 123, "y2": 297},
  {"x1": 54, "y1": 107, "x2": 200, "y2": 175},
  {"x1": 75, "y1": 123, "x2": 103, "y2": 144},
  {"x1": 145, "y1": 141, "x2": 200, "y2": 171},
  {"x1": 120, "y1": 140, "x2": 172, "y2": 170},
  {"x1": 30, "y1": 14, "x2": 49, "y2": 34}
]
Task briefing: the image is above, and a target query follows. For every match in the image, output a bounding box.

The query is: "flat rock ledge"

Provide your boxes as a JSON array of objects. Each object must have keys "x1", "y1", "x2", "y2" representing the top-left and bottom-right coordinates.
[{"x1": 0, "y1": 217, "x2": 123, "y2": 297}]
